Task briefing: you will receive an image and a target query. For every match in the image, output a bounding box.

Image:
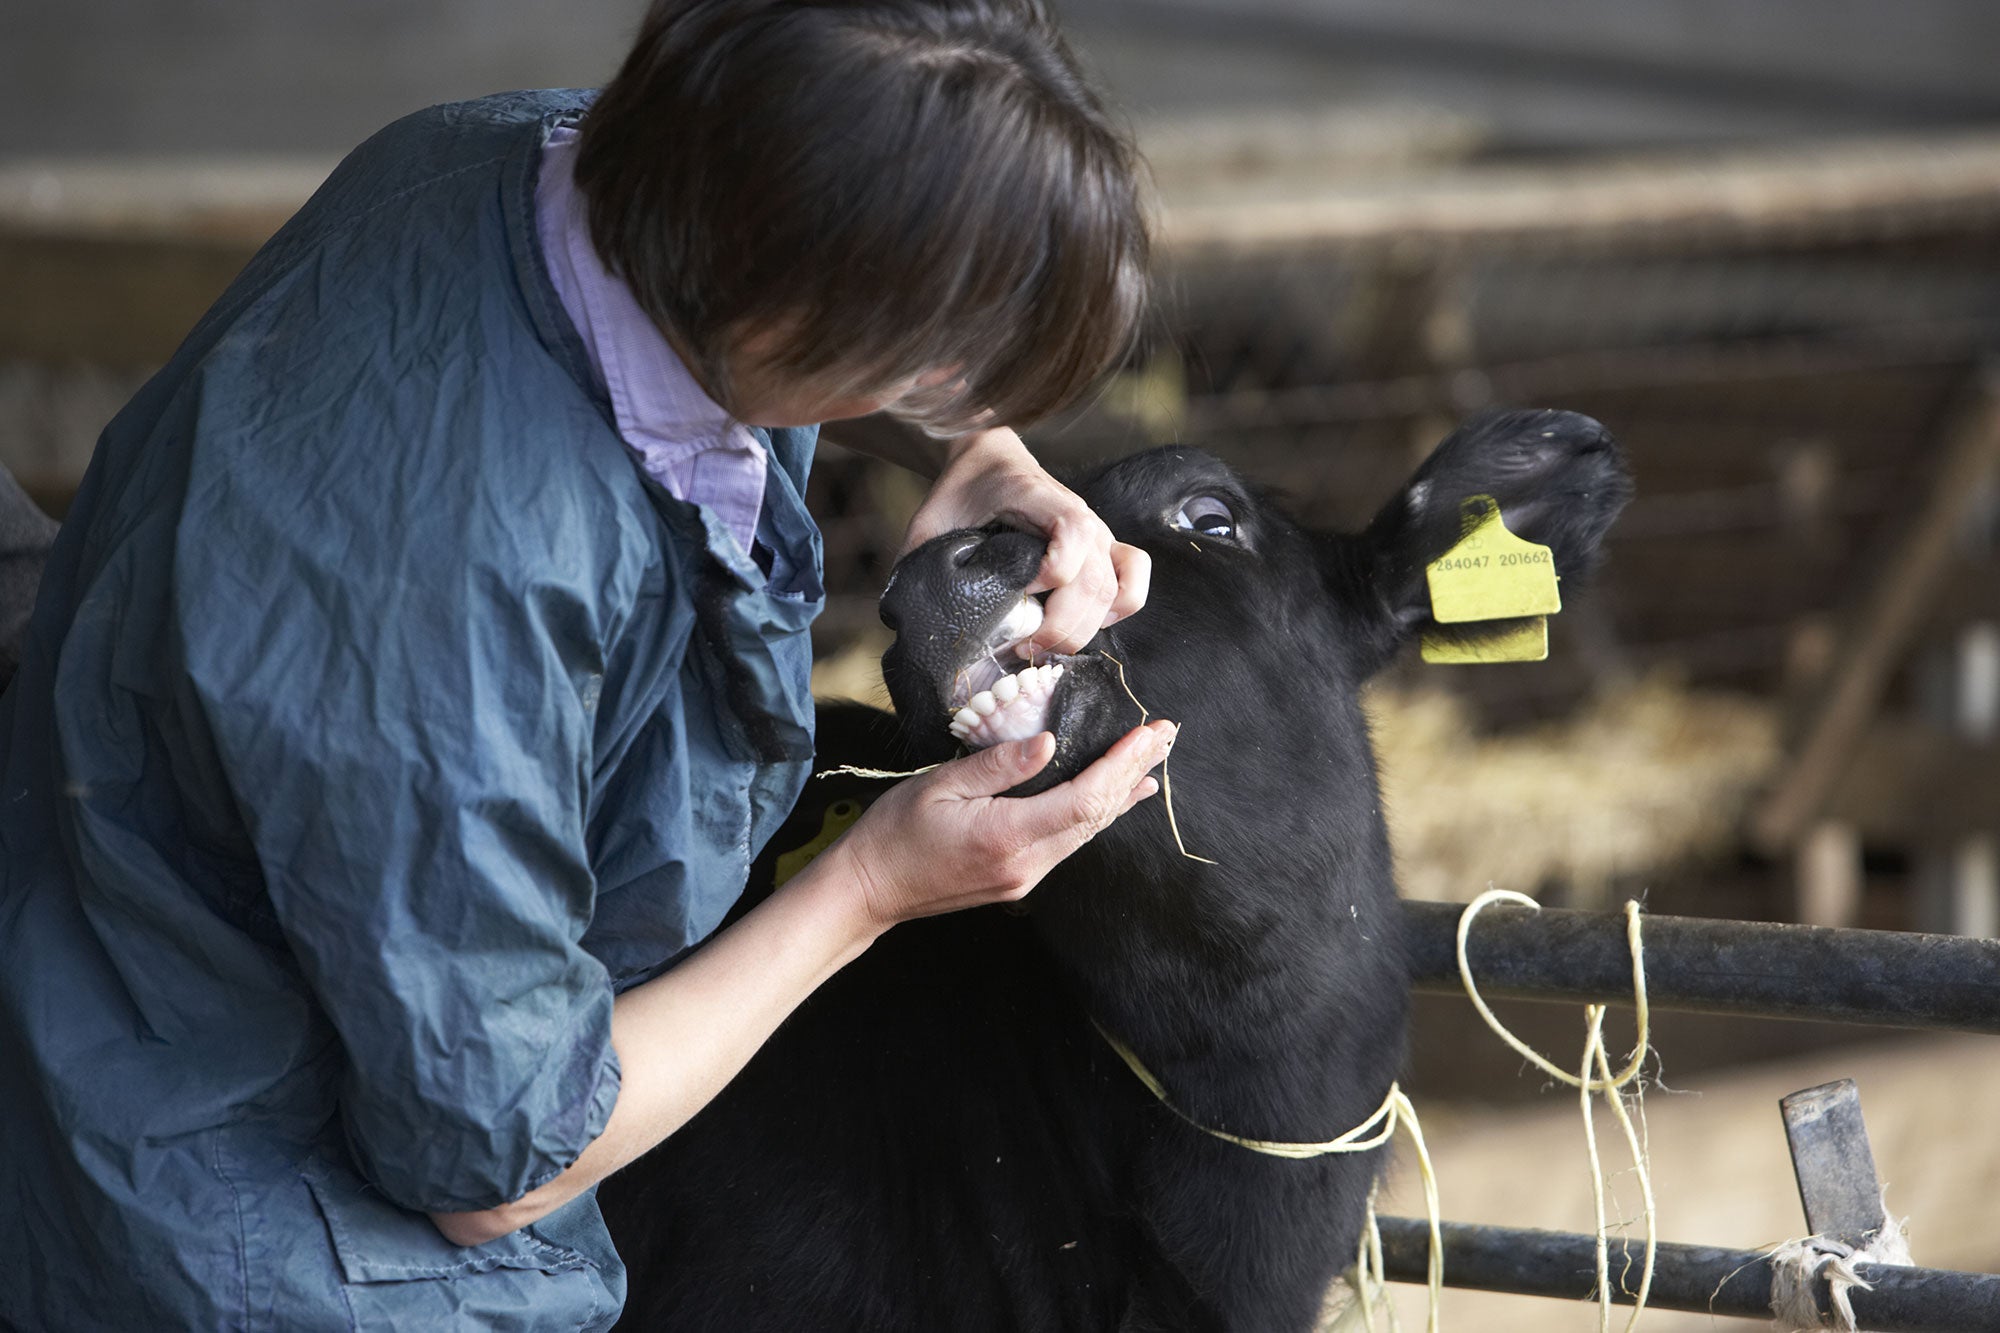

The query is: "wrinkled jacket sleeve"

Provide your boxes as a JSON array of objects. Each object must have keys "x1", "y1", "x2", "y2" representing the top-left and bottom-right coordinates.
[
  {"x1": 176, "y1": 460, "x2": 625, "y2": 1214},
  {"x1": 0, "y1": 462, "x2": 57, "y2": 690}
]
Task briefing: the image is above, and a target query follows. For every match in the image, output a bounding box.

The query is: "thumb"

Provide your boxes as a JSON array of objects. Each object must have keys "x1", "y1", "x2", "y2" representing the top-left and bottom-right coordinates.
[
  {"x1": 899, "y1": 509, "x2": 951, "y2": 559},
  {"x1": 929, "y1": 733, "x2": 1056, "y2": 799}
]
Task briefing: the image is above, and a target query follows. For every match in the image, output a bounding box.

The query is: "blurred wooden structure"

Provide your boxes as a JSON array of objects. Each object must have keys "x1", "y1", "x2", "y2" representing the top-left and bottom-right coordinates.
[{"x1": 1750, "y1": 367, "x2": 2000, "y2": 936}]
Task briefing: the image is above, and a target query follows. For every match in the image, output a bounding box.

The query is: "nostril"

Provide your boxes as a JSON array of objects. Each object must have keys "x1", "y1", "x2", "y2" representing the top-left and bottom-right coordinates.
[{"x1": 950, "y1": 536, "x2": 983, "y2": 568}]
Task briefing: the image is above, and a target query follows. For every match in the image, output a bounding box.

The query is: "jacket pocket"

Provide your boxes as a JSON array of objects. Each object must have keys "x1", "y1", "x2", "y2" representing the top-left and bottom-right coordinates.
[{"x1": 300, "y1": 1152, "x2": 614, "y2": 1331}]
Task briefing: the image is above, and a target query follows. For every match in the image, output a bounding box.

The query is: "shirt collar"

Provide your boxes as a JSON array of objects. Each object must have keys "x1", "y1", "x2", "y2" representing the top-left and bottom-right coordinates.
[{"x1": 535, "y1": 126, "x2": 768, "y2": 557}]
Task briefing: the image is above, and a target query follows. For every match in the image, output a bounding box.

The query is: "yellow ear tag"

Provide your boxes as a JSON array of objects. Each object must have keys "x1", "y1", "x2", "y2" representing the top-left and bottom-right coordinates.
[
  {"x1": 1420, "y1": 496, "x2": 1560, "y2": 665},
  {"x1": 773, "y1": 798, "x2": 867, "y2": 887}
]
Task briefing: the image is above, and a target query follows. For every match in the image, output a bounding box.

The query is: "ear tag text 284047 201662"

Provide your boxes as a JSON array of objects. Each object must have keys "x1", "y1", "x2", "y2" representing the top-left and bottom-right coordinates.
[{"x1": 1420, "y1": 495, "x2": 1561, "y2": 665}]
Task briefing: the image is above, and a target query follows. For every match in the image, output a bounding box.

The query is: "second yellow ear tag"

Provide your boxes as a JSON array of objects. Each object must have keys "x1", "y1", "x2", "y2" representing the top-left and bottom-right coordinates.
[
  {"x1": 1421, "y1": 617, "x2": 1549, "y2": 664},
  {"x1": 1420, "y1": 496, "x2": 1560, "y2": 665}
]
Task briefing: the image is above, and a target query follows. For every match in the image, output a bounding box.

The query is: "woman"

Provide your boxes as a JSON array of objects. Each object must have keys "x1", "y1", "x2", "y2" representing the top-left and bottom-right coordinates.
[{"x1": 0, "y1": 1, "x2": 1171, "y2": 1328}]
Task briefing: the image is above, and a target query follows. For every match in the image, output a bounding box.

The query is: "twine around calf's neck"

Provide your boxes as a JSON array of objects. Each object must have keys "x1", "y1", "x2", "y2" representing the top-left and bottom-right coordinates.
[{"x1": 1087, "y1": 1025, "x2": 1444, "y2": 1333}]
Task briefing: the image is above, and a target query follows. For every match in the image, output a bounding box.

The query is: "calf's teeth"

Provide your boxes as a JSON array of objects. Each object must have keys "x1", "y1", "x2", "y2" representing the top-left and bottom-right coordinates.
[
  {"x1": 990, "y1": 596, "x2": 1044, "y2": 649},
  {"x1": 946, "y1": 656, "x2": 1072, "y2": 751}
]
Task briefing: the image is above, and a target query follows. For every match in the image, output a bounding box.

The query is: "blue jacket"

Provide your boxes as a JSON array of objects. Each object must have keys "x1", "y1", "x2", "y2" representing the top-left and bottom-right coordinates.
[{"x1": 0, "y1": 92, "x2": 822, "y2": 1330}]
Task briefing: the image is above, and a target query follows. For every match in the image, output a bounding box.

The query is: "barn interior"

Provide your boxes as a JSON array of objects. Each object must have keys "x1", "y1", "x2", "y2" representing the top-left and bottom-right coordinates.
[{"x1": 5, "y1": 2, "x2": 1997, "y2": 1328}]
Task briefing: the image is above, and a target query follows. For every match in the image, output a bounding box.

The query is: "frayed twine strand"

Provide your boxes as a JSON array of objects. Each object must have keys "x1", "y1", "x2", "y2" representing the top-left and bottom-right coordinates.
[
  {"x1": 1763, "y1": 1208, "x2": 1912, "y2": 1333},
  {"x1": 1457, "y1": 889, "x2": 1659, "y2": 1333},
  {"x1": 816, "y1": 763, "x2": 943, "y2": 781}
]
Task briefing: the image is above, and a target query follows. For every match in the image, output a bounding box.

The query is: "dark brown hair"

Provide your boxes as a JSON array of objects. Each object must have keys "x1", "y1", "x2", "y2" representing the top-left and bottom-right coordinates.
[{"x1": 575, "y1": 0, "x2": 1149, "y2": 434}]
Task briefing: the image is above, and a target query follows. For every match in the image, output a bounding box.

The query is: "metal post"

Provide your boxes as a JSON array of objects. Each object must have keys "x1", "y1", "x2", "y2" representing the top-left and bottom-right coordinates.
[
  {"x1": 1780, "y1": 1079, "x2": 1896, "y2": 1249},
  {"x1": 1373, "y1": 1218, "x2": 2000, "y2": 1330}
]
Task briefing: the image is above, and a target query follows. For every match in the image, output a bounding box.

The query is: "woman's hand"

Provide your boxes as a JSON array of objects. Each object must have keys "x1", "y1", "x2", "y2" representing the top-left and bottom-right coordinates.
[
  {"x1": 823, "y1": 719, "x2": 1176, "y2": 931},
  {"x1": 901, "y1": 427, "x2": 1151, "y2": 655}
]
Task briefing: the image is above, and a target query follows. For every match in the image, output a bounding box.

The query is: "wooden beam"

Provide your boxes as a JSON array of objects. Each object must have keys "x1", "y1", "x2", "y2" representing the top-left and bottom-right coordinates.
[
  {"x1": 0, "y1": 227, "x2": 261, "y2": 363},
  {"x1": 1170, "y1": 330, "x2": 1984, "y2": 436},
  {"x1": 11, "y1": 132, "x2": 2000, "y2": 364},
  {"x1": 1162, "y1": 132, "x2": 2000, "y2": 259},
  {"x1": 1750, "y1": 365, "x2": 2000, "y2": 853}
]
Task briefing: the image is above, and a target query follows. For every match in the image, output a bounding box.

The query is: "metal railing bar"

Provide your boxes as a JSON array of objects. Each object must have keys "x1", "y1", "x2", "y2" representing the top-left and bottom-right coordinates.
[
  {"x1": 1402, "y1": 900, "x2": 2000, "y2": 1034},
  {"x1": 1374, "y1": 1216, "x2": 2000, "y2": 1330}
]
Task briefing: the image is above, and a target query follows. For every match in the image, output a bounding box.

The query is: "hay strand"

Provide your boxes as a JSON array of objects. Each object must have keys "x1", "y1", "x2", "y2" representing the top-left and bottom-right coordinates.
[{"x1": 1098, "y1": 650, "x2": 1218, "y2": 865}]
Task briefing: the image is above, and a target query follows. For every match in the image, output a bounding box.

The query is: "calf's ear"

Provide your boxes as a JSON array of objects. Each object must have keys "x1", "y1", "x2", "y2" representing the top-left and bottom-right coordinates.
[{"x1": 1325, "y1": 408, "x2": 1633, "y2": 674}]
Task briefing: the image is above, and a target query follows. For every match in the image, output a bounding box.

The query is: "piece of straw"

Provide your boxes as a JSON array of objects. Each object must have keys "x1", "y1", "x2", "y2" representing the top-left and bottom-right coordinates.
[{"x1": 1098, "y1": 650, "x2": 1218, "y2": 865}]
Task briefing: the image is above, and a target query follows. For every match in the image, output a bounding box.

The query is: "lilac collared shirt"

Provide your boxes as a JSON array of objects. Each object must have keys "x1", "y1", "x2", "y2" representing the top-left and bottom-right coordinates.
[{"x1": 536, "y1": 126, "x2": 768, "y2": 557}]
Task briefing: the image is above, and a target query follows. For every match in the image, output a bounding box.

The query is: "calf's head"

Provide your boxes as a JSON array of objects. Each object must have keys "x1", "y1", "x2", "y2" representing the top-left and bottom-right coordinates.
[{"x1": 881, "y1": 409, "x2": 1630, "y2": 814}]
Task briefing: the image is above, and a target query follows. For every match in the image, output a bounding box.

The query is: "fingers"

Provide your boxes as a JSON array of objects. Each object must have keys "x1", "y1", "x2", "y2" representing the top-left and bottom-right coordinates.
[
  {"x1": 895, "y1": 427, "x2": 1016, "y2": 557},
  {"x1": 1121, "y1": 775, "x2": 1162, "y2": 814},
  {"x1": 894, "y1": 428, "x2": 1145, "y2": 653},
  {"x1": 1013, "y1": 719, "x2": 1176, "y2": 849},
  {"x1": 1102, "y1": 542, "x2": 1151, "y2": 628},
  {"x1": 1027, "y1": 511, "x2": 1118, "y2": 655},
  {"x1": 925, "y1": 731, "x2": 1056, "y2": 800},
  {"x1": 837, "y1": 722, "x2": 1173, "y2": 929},
  {"x1": 899, "y1": 481, "x2": 975, "y2": 558},
  {"x1": 898, "y1": 505, "x2": 948, "y2": 559}
]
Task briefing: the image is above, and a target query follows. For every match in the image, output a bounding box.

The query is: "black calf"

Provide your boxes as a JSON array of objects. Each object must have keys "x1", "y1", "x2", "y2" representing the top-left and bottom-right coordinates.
[{"x1": 598, "y1": 408, "x2": 1631, "y2": 1331}]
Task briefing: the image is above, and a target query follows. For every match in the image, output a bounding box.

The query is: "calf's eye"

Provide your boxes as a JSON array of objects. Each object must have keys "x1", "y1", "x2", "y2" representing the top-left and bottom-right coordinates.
[{"x1": 1171, "y1": 496, "x2": 1236, "y2": 539}]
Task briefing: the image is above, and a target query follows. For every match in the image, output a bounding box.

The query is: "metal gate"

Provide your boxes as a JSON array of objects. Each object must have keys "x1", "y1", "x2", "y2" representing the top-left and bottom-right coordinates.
[{"x1": 1380, "y1": 899, "x2": 2000, "y2": 1328}]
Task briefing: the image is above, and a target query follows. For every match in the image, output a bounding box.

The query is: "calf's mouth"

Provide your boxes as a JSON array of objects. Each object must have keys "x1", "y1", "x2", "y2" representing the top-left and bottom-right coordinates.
[
  {"x1": 880, "y1": 528, "x2": 1088, "y2": 759},
  {"x1": 943, "y1": 595, "x2": 1081, "y2": 751}
]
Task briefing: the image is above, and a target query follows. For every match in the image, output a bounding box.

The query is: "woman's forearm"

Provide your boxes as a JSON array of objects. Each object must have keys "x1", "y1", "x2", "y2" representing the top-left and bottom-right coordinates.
[
  {"x1": 428, "y1": 705, "x2": 1171, "y2": 1249},
  {"x1": 428, "y1": 850, "x2": 882, "y2": 1247}
]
